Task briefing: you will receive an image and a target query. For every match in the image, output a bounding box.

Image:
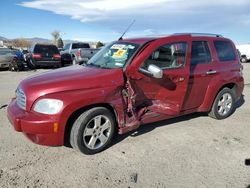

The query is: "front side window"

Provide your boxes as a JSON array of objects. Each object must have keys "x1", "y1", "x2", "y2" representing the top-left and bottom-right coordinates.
[
  {"x1": 214, "y1": 40, "x2": 236, "y2": 62},
  {"x1": 142, "y1": 42, "x2": 187, "y2": 69},
  {"x1": 191, "y1": 41, "x2": 211, "y2": 65},
  {"x1": 86, "y1": 42, "x2": 139, "y2": 69}
]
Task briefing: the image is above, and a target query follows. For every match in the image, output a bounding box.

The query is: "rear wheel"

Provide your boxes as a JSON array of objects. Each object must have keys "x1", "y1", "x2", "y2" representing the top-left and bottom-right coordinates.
[
  {"x1": 209, "y1": 88, "x2": 236, "y2": 119},
  {"x1": 57, "y1": 62, "x2": 62, "y2": 68},
  {"x1": 70, "y1": 107, "x2": 115, "y2": 155}
]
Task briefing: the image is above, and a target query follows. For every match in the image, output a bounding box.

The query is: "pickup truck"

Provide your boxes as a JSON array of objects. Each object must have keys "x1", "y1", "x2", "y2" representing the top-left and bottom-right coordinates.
[
  {"x1": 61, "y1": 42, "x2": 100, "y2": 65},
  {"x1": 7, "y1": 33, "x2": 244, "y2": 155}
]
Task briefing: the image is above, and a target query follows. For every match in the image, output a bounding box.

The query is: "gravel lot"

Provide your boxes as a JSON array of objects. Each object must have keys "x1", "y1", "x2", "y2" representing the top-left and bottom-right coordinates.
[{"x1": 0, "y1": 65, "x2": 250, "y2": 188}]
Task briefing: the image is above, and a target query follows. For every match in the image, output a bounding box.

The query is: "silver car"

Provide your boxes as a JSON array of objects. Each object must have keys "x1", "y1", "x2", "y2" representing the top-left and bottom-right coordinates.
[{"x1": 0, "y1": 48, "x2": 16, "y2": 69}]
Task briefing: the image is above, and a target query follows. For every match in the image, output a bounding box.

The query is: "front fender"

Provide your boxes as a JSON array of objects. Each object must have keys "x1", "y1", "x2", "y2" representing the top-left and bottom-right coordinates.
[{"x1": 41, "y1": 86, "x2": 125, "y2": 144}]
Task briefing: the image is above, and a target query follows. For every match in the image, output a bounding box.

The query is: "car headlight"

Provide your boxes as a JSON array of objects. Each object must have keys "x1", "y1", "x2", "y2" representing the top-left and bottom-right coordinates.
[{"x1": 33, "y1": 99, "x2": 63, "y2": 115}]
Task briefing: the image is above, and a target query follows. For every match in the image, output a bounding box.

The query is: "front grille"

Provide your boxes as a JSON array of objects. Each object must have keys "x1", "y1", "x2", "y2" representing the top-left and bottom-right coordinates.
[{"x1": 16, "y1": 87, "x2": 26, "y2": 110}]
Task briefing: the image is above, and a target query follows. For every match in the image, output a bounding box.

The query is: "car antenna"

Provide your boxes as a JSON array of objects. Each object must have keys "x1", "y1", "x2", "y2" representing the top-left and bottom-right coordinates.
[{"x1": 118, "y1": 19, "x2": 136, "y2": 41}]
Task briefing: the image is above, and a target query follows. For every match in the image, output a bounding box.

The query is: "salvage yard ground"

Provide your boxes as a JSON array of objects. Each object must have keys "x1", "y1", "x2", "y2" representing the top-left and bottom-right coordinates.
[{"x1": 0, "y1": 65, "x2": 250, "y2": 187}]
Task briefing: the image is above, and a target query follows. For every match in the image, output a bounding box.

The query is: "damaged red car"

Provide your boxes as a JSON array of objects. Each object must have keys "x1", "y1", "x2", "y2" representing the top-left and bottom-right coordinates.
[{"x1": 7, "y1": 33, "x2": 244, "y2": 154}]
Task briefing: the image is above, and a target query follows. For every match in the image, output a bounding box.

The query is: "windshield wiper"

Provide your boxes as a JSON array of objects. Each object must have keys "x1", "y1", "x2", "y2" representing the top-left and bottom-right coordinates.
[{"x1": 86, "y1": 62, "x2": 101, "y2": 68}]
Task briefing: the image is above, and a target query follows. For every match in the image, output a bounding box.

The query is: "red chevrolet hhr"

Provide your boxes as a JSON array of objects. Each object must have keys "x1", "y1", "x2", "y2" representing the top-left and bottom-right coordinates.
[{"x1": 7, "y1": 33, "x2": 244, "y2": 154}]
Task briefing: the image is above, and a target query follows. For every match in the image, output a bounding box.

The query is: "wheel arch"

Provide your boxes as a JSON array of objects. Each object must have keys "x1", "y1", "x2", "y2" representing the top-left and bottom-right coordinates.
[
  {"x1": 198, "y1": 82, "x2": 237, "y2": 112},
  {"x1": 63, "y1": 103, "x2": 118, "y2": 146},
  {"x1": 216, "y1": 83, "x2": 237, "y2": 96}
]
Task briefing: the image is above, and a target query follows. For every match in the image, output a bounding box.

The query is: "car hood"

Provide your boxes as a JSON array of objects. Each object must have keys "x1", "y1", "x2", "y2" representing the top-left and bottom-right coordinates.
[{"x1": 19, "y1": 65, "x2": 124, "y2": 109}]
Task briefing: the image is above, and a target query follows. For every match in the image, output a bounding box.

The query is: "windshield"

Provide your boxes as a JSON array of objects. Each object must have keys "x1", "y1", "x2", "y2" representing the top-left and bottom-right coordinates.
[
  {"x1": 86, "y1": 42, "x2": 139, "y2": 69},
  {"x1": 34, "y1": 45, "x2": 59, "y2": 55}
]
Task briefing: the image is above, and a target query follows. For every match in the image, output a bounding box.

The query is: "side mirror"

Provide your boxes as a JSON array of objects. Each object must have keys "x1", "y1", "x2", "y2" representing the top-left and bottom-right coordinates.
[
  {"x1": 148, "y1": 64, "x2": 163, "y2": 78},
  {"x1": 139, "y1": 64, "x2": 163, "y2": 79}
]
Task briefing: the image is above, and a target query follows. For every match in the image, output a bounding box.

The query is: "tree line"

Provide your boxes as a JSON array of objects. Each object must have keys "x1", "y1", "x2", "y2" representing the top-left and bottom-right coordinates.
[{"x1": 4, "y1": 30, "x2": 104, "y2": 49}]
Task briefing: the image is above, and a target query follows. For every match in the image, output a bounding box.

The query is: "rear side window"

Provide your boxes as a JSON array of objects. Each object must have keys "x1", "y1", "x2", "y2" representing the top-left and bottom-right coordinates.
[
  {"x1": 214, "y1": 41, "x2": 236, "y2": 62},
  {"x1": 191, "y1": 41, "x2": 211, "y2": 65},
  {"x1": 72, "y1": 43, "x2": 90, "y2": 49},
  {"x1": 34, "y1": 45, "x2": 59, "y2": 54}
]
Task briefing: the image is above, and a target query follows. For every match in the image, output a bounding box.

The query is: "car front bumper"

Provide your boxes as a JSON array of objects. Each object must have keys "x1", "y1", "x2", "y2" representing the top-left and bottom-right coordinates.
[{"x1": 7, "y1": 99, "x2": 63, "y2": 146}]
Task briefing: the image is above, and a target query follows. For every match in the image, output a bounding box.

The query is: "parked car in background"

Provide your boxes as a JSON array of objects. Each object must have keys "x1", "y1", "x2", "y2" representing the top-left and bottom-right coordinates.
[
  {"x1": 236, "y1": 44, "x2": 250, "y2": 63},
  {"x1": 7, "y1": 33, "x2": 244, "y2": 155},
  {"x1": 58, "y1": 48, "x2": 64, "y2": 52},
  {"x1": 26, "y1": 44, "x2": 61, "y2": 68},
  {"x1": 9, "y1": 49, "x2": 30, "y2": 71},
  {"x1": 77, "y1": 47, "x2": 101, "y2": 64},
  {"x1": 61, "y1": 42, "x2": 100, "y2": 65},
  {"x1": 0, "y1": 48, "x2": 16, "y2": 69},
  {"x1": 20, "y1": 49, "x2": 30, "y2": 64},
  {"x1": 60, "y1": 51, "x2": 72, "y2": 66}
]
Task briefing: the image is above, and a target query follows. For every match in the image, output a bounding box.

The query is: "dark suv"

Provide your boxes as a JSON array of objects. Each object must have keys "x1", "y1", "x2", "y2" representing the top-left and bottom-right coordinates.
[{"x1": 27, "y1": 44, "x2": 61, "y2": 68}]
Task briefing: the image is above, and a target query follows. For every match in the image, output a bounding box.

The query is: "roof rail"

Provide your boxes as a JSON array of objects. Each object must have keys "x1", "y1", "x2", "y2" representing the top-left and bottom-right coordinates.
[{"x1": 173, "y1": 33, "x2": 223, "y2": 37}]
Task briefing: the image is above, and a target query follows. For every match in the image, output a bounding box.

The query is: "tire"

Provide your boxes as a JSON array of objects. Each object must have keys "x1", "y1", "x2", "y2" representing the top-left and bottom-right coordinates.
[
  {"x1": 70, "y1": 107, "x2": 116, "y2": 155},
  {"x1": 208, "y1": 88, "x2": 236, "y2": 119},
  {"x1": 57, "y1": 62, "x2": 62, "y2": 68},
  {"x1": 241, "y1": 57, "x2": 247, "y2": 63},
  {"x1": 72, "y1": 57, "x2": 77, "y2": 65},
  {"x1": 61, "y1": 61, "x2": 65, "y2": 67}
]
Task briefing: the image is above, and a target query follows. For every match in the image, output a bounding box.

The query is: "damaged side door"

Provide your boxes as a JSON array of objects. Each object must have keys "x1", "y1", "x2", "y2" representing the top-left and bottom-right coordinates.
[{"x1": 122, "y1": 36, "x2": 191, "y2": 131}]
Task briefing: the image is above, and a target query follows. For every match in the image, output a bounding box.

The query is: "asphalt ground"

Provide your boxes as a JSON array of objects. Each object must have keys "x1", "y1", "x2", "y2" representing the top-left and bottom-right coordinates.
[{"x1": 0, "y1": 64, "x2": 250, "y2": 188}]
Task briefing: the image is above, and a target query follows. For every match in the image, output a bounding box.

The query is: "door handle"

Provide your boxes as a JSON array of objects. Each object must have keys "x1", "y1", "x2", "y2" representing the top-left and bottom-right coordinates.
[
  {"x1": 178, "y1": 77, "x2": 185, "y2": 82},
  {"x1": 206, "y1": 70, "x2": 217, "y2": 75},
  {"x1": 171, "y1": 76, "x2": 185, "y2": 83}
]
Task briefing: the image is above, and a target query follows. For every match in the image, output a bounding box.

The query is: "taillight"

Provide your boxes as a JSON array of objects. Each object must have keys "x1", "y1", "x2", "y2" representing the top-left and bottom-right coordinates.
[
  {"x1": 32, "y1": 54, "x2": 42, "y2": 59},
  {"x1": 76, "y1": 49, "x2": 81, "y2": 57},
  {"x1": 240, "y1": 64, "x2": 243, "y2": 76},
  {"x1": 53, "y1": 54, "x2": 61, "y2": 59}
]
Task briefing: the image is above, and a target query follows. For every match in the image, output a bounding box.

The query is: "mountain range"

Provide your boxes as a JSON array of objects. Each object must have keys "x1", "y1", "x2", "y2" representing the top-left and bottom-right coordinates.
[{"x1": 0, "y1": 36, "x2": 81, "y2": 44}]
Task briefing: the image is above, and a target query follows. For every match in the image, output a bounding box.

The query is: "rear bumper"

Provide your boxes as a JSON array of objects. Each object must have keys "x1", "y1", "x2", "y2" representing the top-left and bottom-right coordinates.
[
  {"x1": 34, "y1": 60, "x2": 61, "y2": 67},
  {"x1": 7, "y1": 99, "x2": 63, "y2": 146},
  {"x1": 236, "y1": 76, "x2": 245, "y2": 100}
]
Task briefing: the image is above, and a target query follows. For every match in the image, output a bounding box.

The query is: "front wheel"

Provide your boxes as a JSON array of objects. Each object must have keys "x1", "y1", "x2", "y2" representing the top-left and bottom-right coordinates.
[
  {"x1": 208, "y1": 88, "x2": 236, "y2": 119},
  {"x1": 70, "y1": 107, "x2": 116, "y2": 155}
]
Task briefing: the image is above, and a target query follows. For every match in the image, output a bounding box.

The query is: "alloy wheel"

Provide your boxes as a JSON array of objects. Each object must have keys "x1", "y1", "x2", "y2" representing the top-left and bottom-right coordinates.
[
  {"x1": 83, "y1": 115, "x2": 112, "y2": 150},
  {"x1": 217, "y1": 93, "x2": 233, "y2": 116}
]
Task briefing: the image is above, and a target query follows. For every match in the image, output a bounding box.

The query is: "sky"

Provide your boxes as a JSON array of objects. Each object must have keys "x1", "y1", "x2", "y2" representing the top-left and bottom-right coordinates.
[{"x1": 0, "y1": 0, "x2": 249, "y2": 44}]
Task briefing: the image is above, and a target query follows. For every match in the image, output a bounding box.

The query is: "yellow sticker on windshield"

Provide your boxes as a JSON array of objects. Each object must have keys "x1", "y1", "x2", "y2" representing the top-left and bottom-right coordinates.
[{"x1": 113, "y1": 49, "x2": 126, "y2": 58}]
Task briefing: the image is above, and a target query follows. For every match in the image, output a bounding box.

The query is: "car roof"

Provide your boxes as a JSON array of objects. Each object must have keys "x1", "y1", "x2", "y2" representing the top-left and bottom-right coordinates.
[
  {"x1": 119, "y1": 37, "x2": 157, "y2": 44},
  {"x1": 121, "y1": 33, "x2": 228, "y2": 44},
  {"x1": 35, "y1": 43, "x2": 56, "y2": 46}
]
